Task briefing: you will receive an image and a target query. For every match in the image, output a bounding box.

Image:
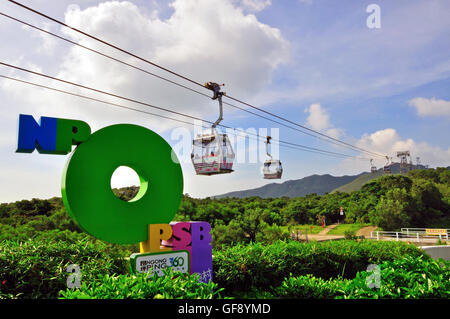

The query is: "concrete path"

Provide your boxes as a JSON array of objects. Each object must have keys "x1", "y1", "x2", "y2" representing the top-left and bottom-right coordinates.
[
  {"x1": 293, "y1": 224, "x2": 344, "y2": 242},
  {"x1": 318, "y1": 223, "x2": 339, "y2": 235},
  {"x1": 306, "y1": 234, "x2": 345, "y2": 242},
  {"x1": 356, "y1": 226, "x2": 377, "y2": 238}
]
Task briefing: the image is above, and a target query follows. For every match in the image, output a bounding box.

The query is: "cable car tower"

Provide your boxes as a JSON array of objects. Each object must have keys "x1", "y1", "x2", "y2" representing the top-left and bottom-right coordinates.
[
  {"x1": 191, "y1": 82, "x2": 235, "y2": 175},
  {"x1": 383, "y1": 156, "x2": 392, "y2": 174},
  {"x1": 370, "y1": 159, "x2": 377, "y2": 173},
  {"x1": 262, "y1": 136, "x2": 283, "y2": 179},
  {"x1": 397, "y1": 151, "x2": 411, "y2": 174}
]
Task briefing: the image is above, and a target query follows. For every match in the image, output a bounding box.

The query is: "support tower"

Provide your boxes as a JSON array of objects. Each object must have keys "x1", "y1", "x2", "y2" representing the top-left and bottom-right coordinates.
[{"x1": 396, "y1": 151, "x2": 411, "y2": 174}]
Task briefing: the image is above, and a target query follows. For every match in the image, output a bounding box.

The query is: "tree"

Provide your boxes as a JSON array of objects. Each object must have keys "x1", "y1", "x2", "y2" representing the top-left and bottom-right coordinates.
[{"x1": 369, "y1": 188, "x2": 413, "y2": 230}]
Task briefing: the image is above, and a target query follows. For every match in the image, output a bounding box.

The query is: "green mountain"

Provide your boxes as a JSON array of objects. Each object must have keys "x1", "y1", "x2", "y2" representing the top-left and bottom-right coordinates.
[
  {"x1": 331, "y1": 170, "x2": 384, "y2": 193},
  {"x1": 332, "y1": 163, "x2": 434, "y2": 193},
  {"x1": 215, "y1": 173, "x2": 363, "y2": 198}
]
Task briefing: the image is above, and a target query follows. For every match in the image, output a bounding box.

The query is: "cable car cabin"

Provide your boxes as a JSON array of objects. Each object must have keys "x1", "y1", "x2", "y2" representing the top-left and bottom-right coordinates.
[
  {"x1": 383, "y1": 165, "x2": 391, "y2": 174},
  {"x1": 370, "y1": 159, "x2": 377, "y2": 173},
  {"x1": 191, "y1": 131, "x2": 235, "y2": 175},
  {"x1": 262, "y1": 160, "x2": 283, "y2": 179}
]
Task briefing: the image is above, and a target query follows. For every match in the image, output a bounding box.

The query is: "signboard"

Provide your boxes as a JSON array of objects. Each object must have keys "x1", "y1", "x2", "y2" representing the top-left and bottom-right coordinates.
[
  {"x1": 16, "y1": 114, "x2": 213, "y2": 283},
  {"x1": 425, "y1": 229, "x2": 447, "y2": 236},
  {"x1": 130, "y1": 250, "x2": 190, "y2": 277}
]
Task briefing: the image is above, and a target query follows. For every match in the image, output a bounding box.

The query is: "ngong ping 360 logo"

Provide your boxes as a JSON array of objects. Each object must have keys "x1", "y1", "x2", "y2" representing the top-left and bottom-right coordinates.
[{"x1": 16, "y1": 114, "x2": 212, "y2": 283}]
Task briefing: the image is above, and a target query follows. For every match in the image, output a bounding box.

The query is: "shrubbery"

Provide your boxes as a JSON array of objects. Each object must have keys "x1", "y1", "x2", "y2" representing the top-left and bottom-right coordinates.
[
  {"x1": 338, "y1": 255, "x2": 450, "y2": 299},
  {"x1": 0, "y1": 237, "x2": 128, "y2": 298},
  {"x1": 273, "y1": 255, "x2": 449, "y2": 299},
  {"x1": 0, "y1": 236, "x2": 447, "y2": 299},
  {"x1": 1, "y1": 167, "x2": 449, "y2": 299},
  {"x1": 60, "y1": 268, "x2": 224, "y2": 299},
  {"x1": 212, "y1": 240, "x2": 426, "y2": 294},
  {"x1": 275, "y1": 274, "x2": 343, "y2": 299},
  {"x1": 178, "y1": 168, "x2": 450, "y2": 231}
]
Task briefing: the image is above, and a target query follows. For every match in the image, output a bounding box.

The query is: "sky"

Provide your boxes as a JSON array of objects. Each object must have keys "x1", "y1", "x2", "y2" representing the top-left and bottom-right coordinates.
[{"x1": 0, "y1": 0, "x2": 449, "y2": 202}]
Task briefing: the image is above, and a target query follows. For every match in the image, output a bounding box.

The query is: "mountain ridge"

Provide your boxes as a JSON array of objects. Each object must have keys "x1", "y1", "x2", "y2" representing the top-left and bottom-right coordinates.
[
  {"x1": 215, "y1": 163, "x2": 441, "y2": 199},
  {"x1": 214, "y1": 173, "x2": 365, "y2": 198}
]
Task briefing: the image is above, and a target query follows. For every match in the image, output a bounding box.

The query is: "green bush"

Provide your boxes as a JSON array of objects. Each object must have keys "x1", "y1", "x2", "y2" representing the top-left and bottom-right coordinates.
[
  {"x1": 339, "y1": 255, "x2": 450, "y2": 299},
  {"x1": 255, "y1": 223, "x2": 290, "y2": 244},
  {"x1": 275, "y1": 274, "x2": 344, "y2": 299},
  {"x1": 59, "y1": 268, "x2": 224, "y2": 299},
  {"x1": 0, "y1": 238, "x2": 128, "y2": 299},
  {"x1": 212, "y1": 240, "x2": 426, "y2": 293},
  {"x1": 271, "y1": 255, "x2": 449, "y2": 299},
  {"x1": 211, "y1": 220, "x2": 246, "y2": 249},
  {"x1": 344, "y1": 230, "x2": 356, "y2": 240}
]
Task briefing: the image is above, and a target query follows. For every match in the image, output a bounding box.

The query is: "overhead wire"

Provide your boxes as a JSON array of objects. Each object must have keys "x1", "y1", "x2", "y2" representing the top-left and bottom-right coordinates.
[
  {"x1": 6, "y1": 0, "x2": 204, "y2": 88},
  {"x1": 0, "y1": 10, "x2": 364, "y2": 154},
  {"x1": 5, "y1": 0, "x2": 386, "y2": 159},
  {"x1": 0, "y1": 67, "x2": 369, "y2": 161}
]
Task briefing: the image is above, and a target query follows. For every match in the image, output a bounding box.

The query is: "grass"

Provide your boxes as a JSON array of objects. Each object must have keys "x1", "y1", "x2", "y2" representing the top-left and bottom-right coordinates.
[
  {"x1": 327, "y1": 223, "x2": 372, "y2": 235},
  {"x1": 281, "y1": 224, "x2": 325, "y2": 235}
]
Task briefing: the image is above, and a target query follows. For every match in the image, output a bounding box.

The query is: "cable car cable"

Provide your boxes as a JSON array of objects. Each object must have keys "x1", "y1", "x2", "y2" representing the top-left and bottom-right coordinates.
[
  {"x1": 6, "y1": 1, "x2": 387, "y2": 159},
  {"x1": 0, "y1": 74, "x2": 359, "y2": 160},
  {"x1": 6, "y1": 0, "x2": 204, "y2": 89},
  {"x1": 0, "y1": 11, "x2": 361, "y2": 154},
  {"x1": 0, "y1": 70, "x2": 369, "y2": 161},
  {"x1": 224, "y1": 95, "x2": 386, "y2": 159}
]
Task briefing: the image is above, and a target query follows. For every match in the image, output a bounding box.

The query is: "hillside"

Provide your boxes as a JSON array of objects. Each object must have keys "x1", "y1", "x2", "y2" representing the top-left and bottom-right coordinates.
[
  {"x1": 214, "y1": 163, "x2": 441, "y2": 199},
  {"x1": 332, "y1": 163, "x2": 433, "y2": 193},
  {"x1": 215, "y1": 173, "x2": 363, "y2": 198},
  {"x1": 332, "y1": 170, "x2": 384, "y2": 193}
]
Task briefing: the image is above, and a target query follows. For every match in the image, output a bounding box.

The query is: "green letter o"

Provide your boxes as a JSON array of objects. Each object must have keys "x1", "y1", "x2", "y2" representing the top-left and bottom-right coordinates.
[{"x1": 61, "y1": 124, "x2": 183, "y2": 244}]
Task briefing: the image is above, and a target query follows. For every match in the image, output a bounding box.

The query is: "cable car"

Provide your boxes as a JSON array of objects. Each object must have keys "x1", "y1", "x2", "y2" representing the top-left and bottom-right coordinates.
[
  {"x1": 383, "y1": 156, "x2": 391, "y2": 174},
  {"x1": 262, "y1": 136, "x2": 282, "y2": 179},
  {"x1": 370, "y1": 159, "x2": 377, "y2": 173},
  {"x1": 191, "y1": 82, "x2": 235, "y2": 175}
]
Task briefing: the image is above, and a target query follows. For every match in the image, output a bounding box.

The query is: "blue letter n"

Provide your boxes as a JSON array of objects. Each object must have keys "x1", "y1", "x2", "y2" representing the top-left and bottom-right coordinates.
[{"x1": 16, "y1": 114, "x2": 57, "y2": 154}]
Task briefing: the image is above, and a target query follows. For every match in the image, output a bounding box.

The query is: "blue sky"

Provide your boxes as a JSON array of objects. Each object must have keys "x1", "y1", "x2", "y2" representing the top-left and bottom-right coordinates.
[{"x1": 0, "y1": 0, "x2": 449, "y2": 202}]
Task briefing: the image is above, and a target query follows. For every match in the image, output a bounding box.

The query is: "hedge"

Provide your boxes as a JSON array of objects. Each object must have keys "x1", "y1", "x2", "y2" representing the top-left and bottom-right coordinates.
[{"x1": 212, "y1": 240, "x2": 427, "y2": 293}]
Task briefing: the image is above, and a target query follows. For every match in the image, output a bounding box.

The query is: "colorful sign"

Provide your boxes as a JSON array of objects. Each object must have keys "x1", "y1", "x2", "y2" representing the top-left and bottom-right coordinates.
[
  {"x1": 16, "y1": 114, "x2": 213, "y2": 283},
  {"x1": 130, "y1": 250, "x2": 190, "y2": 276},
  {"x1": 425, "y1": 229, "x2": 448, "y2": 236}
]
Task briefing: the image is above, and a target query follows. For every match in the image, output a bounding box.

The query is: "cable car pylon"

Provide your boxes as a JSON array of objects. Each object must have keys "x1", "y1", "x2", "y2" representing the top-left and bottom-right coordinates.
[
  {"x1": 370, "y1": 159, "x2": 377, "y2": 173},
  {"x1": 383, "y1": 156, "x2": 392, "y2": 174}
]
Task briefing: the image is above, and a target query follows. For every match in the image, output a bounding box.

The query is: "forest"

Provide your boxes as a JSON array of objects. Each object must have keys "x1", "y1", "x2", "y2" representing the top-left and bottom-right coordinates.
[
  {"x1": 177, "y1": 167, "x2": 450, "y2": 247},
  {"x1": 0, "y1": 168, "x2": 449, "y2": 299},
  {"x1": 1, "y1": 168, "x2": 449, "y2": 248}
]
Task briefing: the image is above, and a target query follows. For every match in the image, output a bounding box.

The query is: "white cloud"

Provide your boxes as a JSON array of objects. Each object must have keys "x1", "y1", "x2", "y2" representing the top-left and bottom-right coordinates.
[
  {"x1": 22, "y1": 22, "x2": 59, "y2": 55},
  {"x1": 408, "y1": 97, "x2": 450, "y2": 118},
  {"x1": 3, "y1": 0, "x2": 288, "y2": 132},
  {"x1": 325, "y1": 127, "x2": 343, "y2": 140},
  {"x1": 353, "y1": 128, "x2": 450, "y2": 169},
  {"x1": 304, "y1": 103, "x2": 343, "y2": 139},
  {"x1": 0, "y1": 0, "x2": 290, "y2": 202},
  {"x1": 325, "y1": 125, "x2": 450, "y2": 177},
  {"x1": 235, "y1": 0, "x2": 271, "y2": 12},
  {"x1": 305, "y1": 103, "x2": 329, "y2": 131}
]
